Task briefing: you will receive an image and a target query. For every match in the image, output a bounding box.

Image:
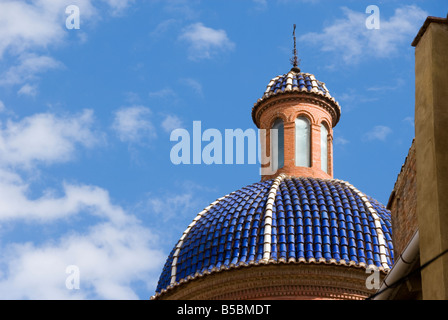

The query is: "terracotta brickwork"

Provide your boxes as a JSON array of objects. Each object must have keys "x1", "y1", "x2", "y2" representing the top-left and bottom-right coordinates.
[
  {"x1": 387, "y1": 140, "x2": 417, "y2": 257},
  {"x1": 255, "y1": 94, "x2": 336, "y2": 181},
  {"x1": 154, "y1": 263, "x2": 380, "y2": 300}
]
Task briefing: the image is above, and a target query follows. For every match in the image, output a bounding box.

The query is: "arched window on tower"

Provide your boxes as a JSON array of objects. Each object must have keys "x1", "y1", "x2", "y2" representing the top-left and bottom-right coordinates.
[
  {"x1": 271, "y1": 118, "x2": 284, "y2": 171},
  {"x1": 295, "y1": 117, "x2": 311, "y2": 167},
  {"x1": 321, "y1": 123, "x2": 329, "y2": 173}
]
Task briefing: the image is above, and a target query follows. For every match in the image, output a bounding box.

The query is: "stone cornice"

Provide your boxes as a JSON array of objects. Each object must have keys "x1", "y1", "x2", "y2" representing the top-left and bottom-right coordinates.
[
  {"x1": 152, "y1": 258, "x2": 387, "y2": 300},
  {"x1": 412, "y1": 14, "x2": 448, "y2": 47},
  {"x1": 152, "y1": 263, "x2": 383, "y2": 300},
  {"x1": 252, "y1": 92, "x2": 341, "y2": 128}
]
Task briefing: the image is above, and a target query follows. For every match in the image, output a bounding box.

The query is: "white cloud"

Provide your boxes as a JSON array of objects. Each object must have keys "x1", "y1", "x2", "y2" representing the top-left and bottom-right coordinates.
[
  {"x1": 0, "y1": 109, "x2": 99, "y2": 168},
  {"x1": 0, "y1": 172, "x2": 129, "y2": 224},
  {"x1": 148, "y1": 192, "x2": 195, "y2": 221},
  {"x1": 367, "y1": 78, "x2": 405, "y2": 93},
  {"x1": 252, "y1": 0, "x2": 268, "y2": 11},
  {"x1": 300, "y1": 5, "x2": 428, "y2": 64},
  {"x1": 0, "y1": 106, "x2": 166, "y2": 299},
  {"x1": 150, "y1": 19, "x2": 178, "y2": 37},
  {"x1": 0, "y1": 176, "x2": 166, "y2": 299},
  {"x1": 17, "y1": 84, "x2": 38, "y2": 97},
  {"x1": 278, "y1": 0, "x2": 320, "y2": 3},
  {"x1": 334, "y1": 136, "x2": 349, "y2": 146},
  {"x1": 0, "y1": 219, "x2": 164, "y2": 299},
  {"x1": 179, "y1": 23, "x2": 235, "y2": 60},
  {"x1": 101, "y1": 0, "x2": 135, "y2": 15},
  {"x1": 158, "y1": 0, "x2": 200, "y2": 20},
  {"x1": 0, "y1": 105, "x2": 167, "y2": 299},
  {"x1": 146, "y1": 181, "x2": 215, "y2": 224},
  {"x1": 403, "y1": 116, "x2": 414, "y2": 127},
  {"x1": 161, "y1": 115, "x2": 183, "y2": 133},
  {"x1": 0, "y1": 0, "x2": 97, "y2": 58},
  {"x1": 112, "y1": 106, "x2": 156, "y2": 143},
  {"x1": 364, "y1": 125, "x2": 392, "y2": 141},
  {"x1": 0, "y1": 0, "x2": 134, "y2": 88},
  {"x1": 0, "y1": 54, "x2": 62, "y2": 86},
  {"x1": 0, "y1": 101, "x2": 5, "y2": 113},
  {"x1": 258, "y1": 0, "x2": 319, "y2": 9},
  {"x1": 0, "y1": 0, "x2": 135, "y2": 57},
  {"x1": 148, "y1": 88, "x2": 177, "y2": 99},
  {"x1": 180, "y1": 78, "x2": 203, "y2": 96}
]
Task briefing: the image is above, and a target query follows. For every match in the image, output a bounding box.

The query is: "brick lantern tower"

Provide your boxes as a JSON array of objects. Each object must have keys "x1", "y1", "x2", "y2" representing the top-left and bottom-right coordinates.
[
  {"x1": 253, "y1": 25, "x2": 341, "y2": 181},
  {"x1": 253, "y1": 67, "x2": 341, "y2": 181},
  {"x1": 152, "y1": 27, "x2": 393, "y2": 301}
]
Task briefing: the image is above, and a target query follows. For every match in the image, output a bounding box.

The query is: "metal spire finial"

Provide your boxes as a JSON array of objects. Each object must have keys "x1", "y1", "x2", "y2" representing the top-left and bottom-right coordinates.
[{"x1": 290, "y1": 24, "x2": 301, "y2": 72}]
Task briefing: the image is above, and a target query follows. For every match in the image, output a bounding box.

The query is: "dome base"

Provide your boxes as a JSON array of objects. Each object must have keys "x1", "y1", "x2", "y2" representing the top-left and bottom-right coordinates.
[{"x1": 152, "y1": 263, "x2": 382, "y2": 300}]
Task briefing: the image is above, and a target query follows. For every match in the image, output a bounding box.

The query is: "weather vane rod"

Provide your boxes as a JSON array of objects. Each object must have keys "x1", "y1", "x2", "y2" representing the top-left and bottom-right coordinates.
[{"x1": 290, "y1": 24, "x2": 301, "y2": 71}]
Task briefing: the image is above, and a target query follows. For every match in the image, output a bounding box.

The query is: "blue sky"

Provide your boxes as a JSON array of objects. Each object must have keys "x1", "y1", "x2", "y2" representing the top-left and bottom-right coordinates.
[{"x1": 0, "y1": 0, "x2": 445, "y2": 299}]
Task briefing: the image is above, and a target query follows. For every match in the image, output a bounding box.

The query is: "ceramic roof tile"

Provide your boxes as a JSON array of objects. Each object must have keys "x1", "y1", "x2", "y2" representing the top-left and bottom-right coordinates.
[{"x1": 155, "y1": 177, "x2": 394, "y2": 295}]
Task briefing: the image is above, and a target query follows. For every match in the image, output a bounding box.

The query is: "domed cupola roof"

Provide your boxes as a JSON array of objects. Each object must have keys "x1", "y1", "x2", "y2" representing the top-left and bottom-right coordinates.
[
  {"x1": 265, "y1": 71, "x2": 332, "y2": 97},
  {"x1": 252, "y1": 68, "x2": 342, "y2": 128},
  {"x1": 153, "y1": 175, "x2": 394, "y2": 298}
]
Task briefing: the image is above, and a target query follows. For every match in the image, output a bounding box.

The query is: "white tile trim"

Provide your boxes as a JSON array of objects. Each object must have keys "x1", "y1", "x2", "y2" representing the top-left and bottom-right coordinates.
[
  {"x1": 169, "y1": 195, "x2": 229, "y2": 286},
  {"x1": 262, "y1": 174, "x2": 287, "y2": 263},
  {"x1": 335, "y1": 179, "x2": 391, "y2": 271}
]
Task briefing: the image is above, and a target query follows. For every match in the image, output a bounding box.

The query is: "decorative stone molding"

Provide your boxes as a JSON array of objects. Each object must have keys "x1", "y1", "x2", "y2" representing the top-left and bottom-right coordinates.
[
  {"x1": 152, "y1": 263, "x2": 381, "y2": 300},
  {"x1": 252, "y1": 93, "x2": 341, "y2": 129}
]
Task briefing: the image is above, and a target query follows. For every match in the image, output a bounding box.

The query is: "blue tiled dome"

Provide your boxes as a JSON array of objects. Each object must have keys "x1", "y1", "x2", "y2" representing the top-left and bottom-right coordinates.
[
  {"x1": 252, "y1": 69, "x2": 342, "y2": 127},
  {"x1": 155, "y1": 175, "x2": 394, "y2": 296},
  {"x1": 266, "y1": 72, "x2": 330, "y2": 96},
  {"x1": 256, "y1": 69, "x2": 339, "y2": 103}
]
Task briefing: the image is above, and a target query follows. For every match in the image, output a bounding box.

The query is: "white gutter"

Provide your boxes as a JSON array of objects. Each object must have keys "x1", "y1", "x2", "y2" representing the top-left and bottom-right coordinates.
[{"x1": 373, "y1": 230, "x2": 420, "y2": 300}]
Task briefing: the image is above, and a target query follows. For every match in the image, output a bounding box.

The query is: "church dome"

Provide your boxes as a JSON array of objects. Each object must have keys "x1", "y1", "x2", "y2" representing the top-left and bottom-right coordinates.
[
  {"x1": 154, "y1": 175, "x2": 394, "y2": 298},
  {"x1": 252, "y1": 68, "x2": 342, "y2": 128}
]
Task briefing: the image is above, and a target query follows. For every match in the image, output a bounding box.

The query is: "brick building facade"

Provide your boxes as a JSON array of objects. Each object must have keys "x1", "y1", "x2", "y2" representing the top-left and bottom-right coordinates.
[{"x1": 387, "y1": 140, "x2": 417, "y2": 257}]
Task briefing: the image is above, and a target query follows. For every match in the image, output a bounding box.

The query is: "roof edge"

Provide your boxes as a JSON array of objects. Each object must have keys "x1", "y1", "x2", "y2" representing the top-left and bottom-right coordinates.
[
  {"x1": 252, "y1": 91, "x2": 341, "y2": 128},
  {"x1": 412, "y1": 14, "x2": 448, "y2": 47}
]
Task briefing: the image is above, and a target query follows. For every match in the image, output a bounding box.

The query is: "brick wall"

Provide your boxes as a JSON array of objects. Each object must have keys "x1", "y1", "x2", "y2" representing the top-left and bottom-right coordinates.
[
  {"x1": 388, "y1": 140, "x2": 417, "y2": 257},
  {"x1": 257, "y1": 95, "x2": 335, "y2": 181}
]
